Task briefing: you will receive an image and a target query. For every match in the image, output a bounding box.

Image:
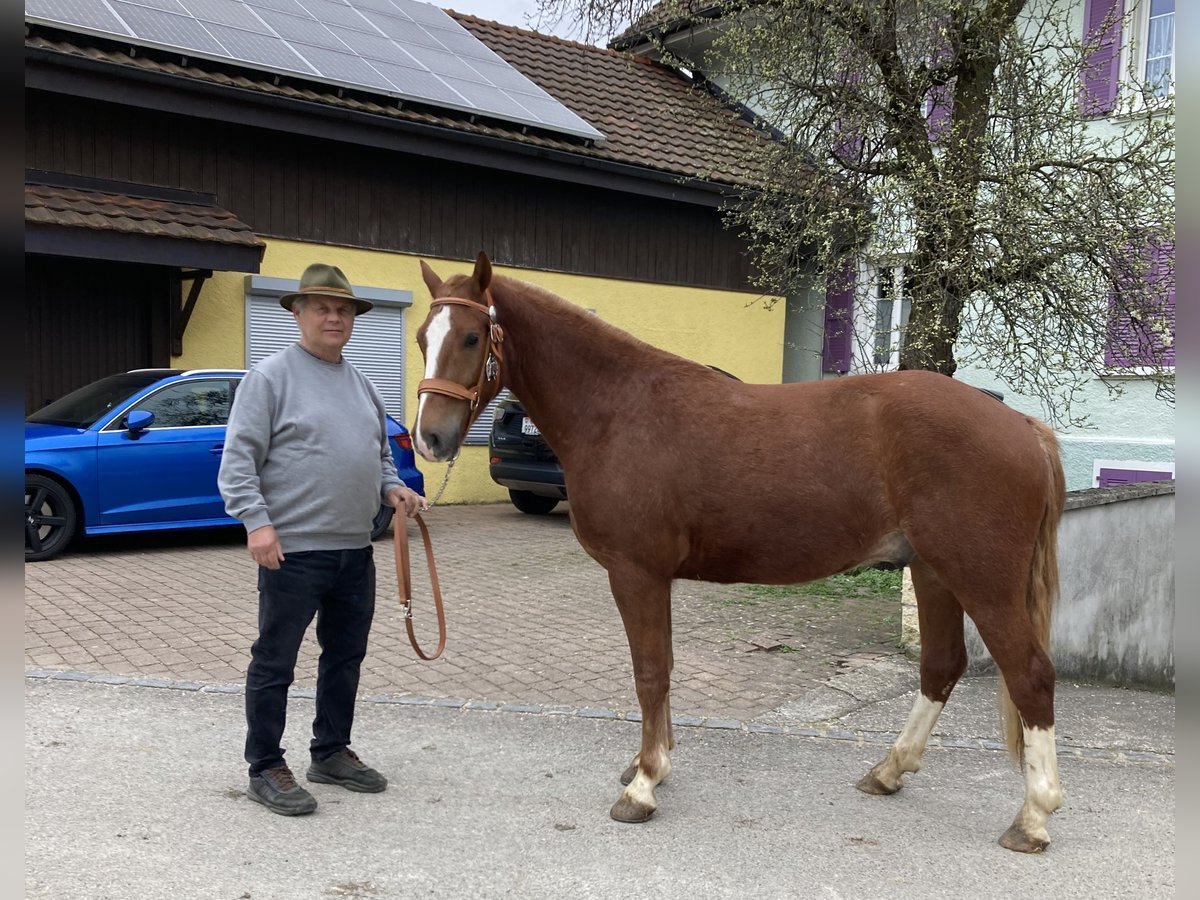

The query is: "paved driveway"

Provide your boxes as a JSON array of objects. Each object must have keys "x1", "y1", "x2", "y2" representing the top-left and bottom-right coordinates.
[
  {"x1": 26, "y1": 503, "x2": 906, "y2": 724},
  {"x1": 25, "y1": 503, "x2": 1176, "y2": 899}
]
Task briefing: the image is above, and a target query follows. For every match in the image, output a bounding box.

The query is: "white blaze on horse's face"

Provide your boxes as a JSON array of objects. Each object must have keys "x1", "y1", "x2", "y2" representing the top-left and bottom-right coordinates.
[{"x1": 414, "y1": 305, "x2": 454, "y2": 461}]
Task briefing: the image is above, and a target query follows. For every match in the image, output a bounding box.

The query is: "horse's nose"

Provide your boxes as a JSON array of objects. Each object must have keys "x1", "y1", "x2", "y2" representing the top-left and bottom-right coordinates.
[{"x1": 416, "y1": 424, "x2": 458, "y2": 463}]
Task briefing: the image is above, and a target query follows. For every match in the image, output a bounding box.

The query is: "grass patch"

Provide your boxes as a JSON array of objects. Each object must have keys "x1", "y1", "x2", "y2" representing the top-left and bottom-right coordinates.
[{"x1": 726, "y1": 567, "x2": 903, "y2": 606}]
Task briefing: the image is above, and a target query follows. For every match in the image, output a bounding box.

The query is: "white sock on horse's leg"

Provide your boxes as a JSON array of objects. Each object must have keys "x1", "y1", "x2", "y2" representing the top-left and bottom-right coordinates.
[
  {"x1": 1000, "y1": 724, "x2": 1062, "y2": 852},
  {"x1": 611, "y1": 708, "x2": 672, "y2": 822},
  {"x1": 857, "y1": 694, "x2": 945, "y2": 794}
]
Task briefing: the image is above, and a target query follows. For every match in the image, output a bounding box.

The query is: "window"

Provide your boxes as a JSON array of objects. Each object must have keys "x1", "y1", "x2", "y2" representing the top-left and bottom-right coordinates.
[
  {"x1": 124, "y1": 380, "x2": 233, "y2": 428},
  {"x1": 872, "y1": 265, "x2": 911, "y2": 369},
  {"x1": 1137, "y1": 0, "x2": 1174, "y2": 98},
  {"x1": 1081, "y1": 0, "x2": 1174, "y2": 113}
]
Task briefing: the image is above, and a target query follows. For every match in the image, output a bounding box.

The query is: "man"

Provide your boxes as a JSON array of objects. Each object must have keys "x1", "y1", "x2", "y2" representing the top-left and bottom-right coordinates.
[{"x1": 218, "y1": 262, "x2": 426, "y2": 816}]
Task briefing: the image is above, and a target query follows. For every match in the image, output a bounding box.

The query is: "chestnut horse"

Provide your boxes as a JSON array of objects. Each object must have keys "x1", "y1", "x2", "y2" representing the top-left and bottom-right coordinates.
[{"x1": 413, "y1": 252, "x2": 1066, "y2": 853}]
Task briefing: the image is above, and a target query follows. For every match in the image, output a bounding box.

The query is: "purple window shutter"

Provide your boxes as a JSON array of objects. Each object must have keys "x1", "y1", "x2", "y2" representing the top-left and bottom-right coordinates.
[
  {"x1": 926, "y1": 85, "x2": 953, "y2": 140},
  {"x1": 833, "y1": 123, "x2": 864, "y2": 162},
  {"x1": 926, "y1": 20, "x2": 954, "y2": 141},
  {"x1": 1081, "y1": 0, "x2": 1125, "y2": 116},
  {"x1": 1104, "y1": 283, "x2": 1136, "y2": 368},
  {"x1": 1156, "y1": 241, "x2": 1175, "y2": 367},
  {"x1": 823, "y1": 259, "x2": 855, "y2": 374},
  {"x1": 1098, "y1": 467, "x2": 1137, "y2": 487},
  {"x1": 1098, "y1": 467, "x2": 1173, "y2": 487},
  {"x1": 1138, "y1": 469, "x2": 1173, "y2": 482},
  {"x1": 1105, "y1": 238, "x2": 1174, "y2": 367}
]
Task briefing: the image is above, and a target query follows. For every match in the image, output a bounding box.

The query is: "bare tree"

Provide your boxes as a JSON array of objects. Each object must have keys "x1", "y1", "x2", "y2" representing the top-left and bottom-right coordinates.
[{"x1": 537, "y1": 0, "x2": 1175, "y2": 425}]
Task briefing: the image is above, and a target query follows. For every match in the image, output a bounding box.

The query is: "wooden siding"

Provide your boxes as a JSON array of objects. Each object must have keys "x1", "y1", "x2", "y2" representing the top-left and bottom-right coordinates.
[
  {"x1": 26, "y1": 91, "x2": 756, "y2": 292},
  {"x1": 25, "y1": 256, "x2": 171, "y2": 413}
]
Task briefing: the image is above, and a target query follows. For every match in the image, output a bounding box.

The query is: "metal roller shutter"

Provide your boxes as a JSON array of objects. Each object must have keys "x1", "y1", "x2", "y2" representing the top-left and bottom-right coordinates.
[
  {"x1": 464, "y1": 391, "x2": 509, "y2": 446},
  {"x1": 244, "y1": 275, "x2": 412, "y2": 422}
]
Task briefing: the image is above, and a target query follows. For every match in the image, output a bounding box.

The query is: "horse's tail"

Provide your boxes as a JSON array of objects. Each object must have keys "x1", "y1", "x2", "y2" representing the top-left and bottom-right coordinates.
[{"x1": 998, "y1": 417, "x2": 1065, "y2": 764}]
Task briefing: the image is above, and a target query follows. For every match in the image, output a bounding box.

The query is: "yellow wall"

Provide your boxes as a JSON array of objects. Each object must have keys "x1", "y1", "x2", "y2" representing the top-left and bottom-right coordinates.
[{"x1": 174, "y1": 240, "x2": 784, "y2": 504}]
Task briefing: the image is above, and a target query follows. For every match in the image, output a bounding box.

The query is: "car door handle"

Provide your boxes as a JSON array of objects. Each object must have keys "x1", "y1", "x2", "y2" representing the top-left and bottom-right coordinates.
[{"x1": 210, "y1": 445, "x2": 224, "y2": 455}]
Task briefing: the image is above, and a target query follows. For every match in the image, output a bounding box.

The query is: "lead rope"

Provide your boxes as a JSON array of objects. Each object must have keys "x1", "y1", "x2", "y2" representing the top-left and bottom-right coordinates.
[
  {"x1": 394, "y1": 427, "x2": 461, "y2": 659},
  {"x1": 395, "y1": 511, "x2": 447, "y2": 661}
]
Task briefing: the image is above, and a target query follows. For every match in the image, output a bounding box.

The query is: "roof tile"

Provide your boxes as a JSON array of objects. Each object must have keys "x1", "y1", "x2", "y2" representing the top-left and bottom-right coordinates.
[
  {"x1": 27, "y1": 8, "x2": 771, "y2": 189},
  {"x1": 24, "y1": 181, "x2": 266, "y2": 250}
]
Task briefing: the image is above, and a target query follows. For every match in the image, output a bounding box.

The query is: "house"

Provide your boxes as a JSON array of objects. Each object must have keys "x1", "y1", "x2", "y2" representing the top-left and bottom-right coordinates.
[
  {"x1": 24, "y1": 0, "x2": 791, "y2": 504},
  {"x1": 611, "y1": 0, "x2": 1175, "y2": 492}
]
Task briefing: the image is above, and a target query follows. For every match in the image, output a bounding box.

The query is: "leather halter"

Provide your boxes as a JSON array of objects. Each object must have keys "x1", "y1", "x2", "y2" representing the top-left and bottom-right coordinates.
[{"x1": 417, "y1": 291, "x2": 505, "y2": 428}]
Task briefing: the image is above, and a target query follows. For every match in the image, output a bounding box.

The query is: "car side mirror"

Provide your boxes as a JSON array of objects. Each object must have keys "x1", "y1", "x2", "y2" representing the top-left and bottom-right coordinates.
[{"x1": 125, "y1": 409, "x2": 155, "y2": 433}]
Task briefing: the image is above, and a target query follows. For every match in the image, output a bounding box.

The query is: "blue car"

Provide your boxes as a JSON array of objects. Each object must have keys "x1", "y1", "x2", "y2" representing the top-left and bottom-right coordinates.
[{"x1": 24, "y1": 368, "x2": 423, "y2": 562}]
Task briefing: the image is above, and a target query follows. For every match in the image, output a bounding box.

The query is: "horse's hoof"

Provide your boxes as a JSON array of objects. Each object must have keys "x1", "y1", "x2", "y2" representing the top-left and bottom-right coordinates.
[
  {"x1": 999, "y1": 823, "x2": 1049, "y2": 853},
  {"x1": 620, "y1": 764, "x2": 638, "y2": 786},
  {"x1": 610, "y1": 795, "x2": 656, "y2": 823},
  {"x1": 855, "y1": 771, "x2": 900, "y2": 795}
]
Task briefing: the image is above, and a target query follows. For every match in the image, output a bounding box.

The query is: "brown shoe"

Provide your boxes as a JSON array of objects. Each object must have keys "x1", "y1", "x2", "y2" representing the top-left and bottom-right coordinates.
[
  {"x1": 306, "y1": 749, "x2": 387, "y2": 793},
  {"x1": 248, "y1": 764, "x2": 318, "y2": 815}
]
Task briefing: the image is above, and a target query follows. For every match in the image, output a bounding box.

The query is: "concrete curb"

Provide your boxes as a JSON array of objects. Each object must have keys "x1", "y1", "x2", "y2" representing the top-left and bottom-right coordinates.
[{"x1": 25, "y1": 668, "x2": 1173, "y2": 765}]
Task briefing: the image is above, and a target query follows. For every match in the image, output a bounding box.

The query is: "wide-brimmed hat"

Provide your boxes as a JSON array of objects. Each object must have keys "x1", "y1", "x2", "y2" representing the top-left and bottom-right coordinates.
[{"x1": 279, "y1": 263, "x2": 373, "y2": 315}]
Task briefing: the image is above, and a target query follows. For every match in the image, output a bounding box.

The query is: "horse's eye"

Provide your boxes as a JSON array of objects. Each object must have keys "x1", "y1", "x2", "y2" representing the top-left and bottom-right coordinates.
[{"x1": 465, "y1": 333, "x2": 480, "y2": 348}]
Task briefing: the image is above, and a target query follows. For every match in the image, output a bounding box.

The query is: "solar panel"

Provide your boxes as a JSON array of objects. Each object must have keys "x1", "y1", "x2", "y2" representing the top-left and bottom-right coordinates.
[
  {"x1": 132, "y1": 0, "x2": 190, "y2": 13},
  {"x1": 369, "y1": 59, "x2": 466, "y2": 103},
  {"x1": 253, "y1": 8, "x2": 344, "y2": 48},
  {"x1": 26, "y1": 0, "x2": 605, "y2": 141},
  {"x1": 28, "y1": 0, "x2": 131, "y2": 33},
  {"x1": 389, "y1": 0, "x2": 451, "y2": 29},
  {"x1": 204, "y1": 21, "x2": 313, "y2": 69},
  {"x1": 295, "y1": 0, "x2": 369, "y2": 31},
  {"x1": 326, "y1": 23, "x2": 402, "y2": 60},
  {"x1": 107, "y1": 1, "x2": 228, "y2": 54},
  {"x1": 244, "y1": 0, "x2": 309, "y2": 12},
  {"x1": 188, "y1": 0, "x2": 264, "y2": 30}
]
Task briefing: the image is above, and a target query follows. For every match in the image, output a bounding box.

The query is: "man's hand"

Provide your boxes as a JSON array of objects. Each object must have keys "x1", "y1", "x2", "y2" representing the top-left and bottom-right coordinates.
[
  {"x1": 247, "y1": 524, "x2": 285, "y2": 570},
  {"x1": 387, "y1": 485, "x2": 428, "y2": 518}
]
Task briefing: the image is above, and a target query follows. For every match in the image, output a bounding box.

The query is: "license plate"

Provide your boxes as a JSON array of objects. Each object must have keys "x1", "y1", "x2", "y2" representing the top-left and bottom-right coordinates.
[{"x1": 521, "y1": 417, "x2": 540, "y2": 436}]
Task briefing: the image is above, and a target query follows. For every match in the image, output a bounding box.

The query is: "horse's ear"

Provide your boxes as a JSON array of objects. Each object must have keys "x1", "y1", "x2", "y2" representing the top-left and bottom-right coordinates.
[
  {"x1": 420, "y1": 260, "x2": 442, "y2": 296},
  {"x1": 473, "y1": 251, "x2": 492, "y2": 291}
]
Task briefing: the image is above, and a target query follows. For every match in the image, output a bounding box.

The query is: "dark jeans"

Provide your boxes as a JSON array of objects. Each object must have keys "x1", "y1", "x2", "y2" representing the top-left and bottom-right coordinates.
[{"x1": 244, "y1": 547, "x2": 376, "y2": 777}]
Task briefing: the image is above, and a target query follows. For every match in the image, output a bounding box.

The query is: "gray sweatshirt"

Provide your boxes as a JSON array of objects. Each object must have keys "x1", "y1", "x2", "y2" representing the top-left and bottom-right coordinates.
[{"x1": 218, "y1": 343, "x2": 404, "y2": 553}]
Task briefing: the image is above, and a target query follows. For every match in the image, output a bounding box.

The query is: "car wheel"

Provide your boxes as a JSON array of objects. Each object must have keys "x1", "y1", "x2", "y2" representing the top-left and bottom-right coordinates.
[
  {"x1": 370, "y1": 504, "x2": 394, "y2": 541},
  {"x1": 509, "y1": 490, "x2": 559, "y2": 515},
  {"x1": 25, "y1": 474, "x2": 78, "y2": 562}
]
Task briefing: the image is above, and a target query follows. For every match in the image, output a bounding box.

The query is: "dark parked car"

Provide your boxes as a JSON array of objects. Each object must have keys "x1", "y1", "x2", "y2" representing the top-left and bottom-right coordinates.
[
  {"x1": 25, "y1": 368, "x2": 424, "y2": 561},
  {"x1": 488, "y1": 393, "x2": 567, "y2": 515},
  {"x1": 488, "y1": 366, "x2": 742, "y2": 515}
]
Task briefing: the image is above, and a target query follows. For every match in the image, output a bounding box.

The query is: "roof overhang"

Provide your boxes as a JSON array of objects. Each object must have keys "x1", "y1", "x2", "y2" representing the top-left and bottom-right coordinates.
[
  {"x1": 24, "y1": 42, "x2": 740, "y2": 210},
  {"x1": 609, "y1": 2, "x2": 729, "y2": 54},
  {"x1": 24, "y1": 171, "x2": 265, "y2": 272}
]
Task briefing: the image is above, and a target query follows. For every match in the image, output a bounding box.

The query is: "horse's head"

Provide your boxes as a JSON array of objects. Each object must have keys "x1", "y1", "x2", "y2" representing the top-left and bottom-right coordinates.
[{"x1": 413, "y1": 251, "x2": 504, "y2": 462}]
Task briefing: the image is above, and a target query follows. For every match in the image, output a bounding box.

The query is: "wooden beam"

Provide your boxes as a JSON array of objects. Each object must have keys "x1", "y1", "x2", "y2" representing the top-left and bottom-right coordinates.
[{"x1": 171, "y1": 269, "x2": 211, "y2": 356}]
